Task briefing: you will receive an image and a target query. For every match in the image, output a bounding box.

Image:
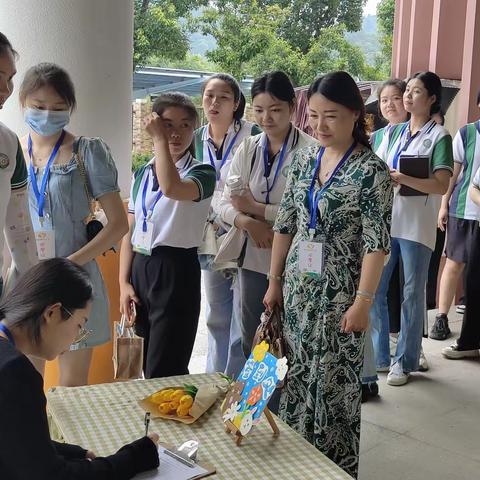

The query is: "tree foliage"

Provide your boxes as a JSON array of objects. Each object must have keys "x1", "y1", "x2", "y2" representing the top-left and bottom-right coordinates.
[
  {"x1": 375, "y1": 0, "x2": 395, "y2": 77},
  {"x1": 193, "y1": 1, "x2": 376, "y2": 85},
  {"x1": 133, "y1": 0, "x2": 207, "y2": 69}
]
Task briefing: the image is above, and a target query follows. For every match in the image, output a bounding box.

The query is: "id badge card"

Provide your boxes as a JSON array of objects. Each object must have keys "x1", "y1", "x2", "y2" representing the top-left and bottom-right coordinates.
[
  {"x1": 133, "y1": 221, "x2": 154, "y2": 256},
  {"x1": 35, "y1": 228, "x2": 55, "y2": 260},
  {"x1": 298, "y1": 239, "x2": 324, "y2": 277}
]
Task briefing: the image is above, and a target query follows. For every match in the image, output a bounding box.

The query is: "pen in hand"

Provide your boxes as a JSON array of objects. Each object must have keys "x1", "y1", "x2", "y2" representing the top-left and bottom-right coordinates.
[{"x1": 144, "y1": 412, "x2": 151, "y2": 436}]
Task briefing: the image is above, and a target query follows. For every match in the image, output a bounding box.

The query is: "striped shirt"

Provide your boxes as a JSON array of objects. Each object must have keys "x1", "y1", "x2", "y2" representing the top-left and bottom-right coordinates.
[{"x1": 449, "y1": 121, "x2": 480, "y2": 220}]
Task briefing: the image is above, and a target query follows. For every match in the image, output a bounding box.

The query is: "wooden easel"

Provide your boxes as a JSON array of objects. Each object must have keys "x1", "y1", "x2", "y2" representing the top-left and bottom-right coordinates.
[{"x1": 224, "y1": 407, "x2": 280, "y2": 446}]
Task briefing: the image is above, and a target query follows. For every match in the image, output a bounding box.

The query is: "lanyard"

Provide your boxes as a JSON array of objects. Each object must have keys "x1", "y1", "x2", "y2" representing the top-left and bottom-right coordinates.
[
  {"x1": 0, "y1": 323, "x2": 15, "y2": 346},
  {"x1": 141, "y1": 166, "x2": 163, "y2": 233},
  {"x1": 308, "y1": 141, "x2": 357, "y2": 237},
  {"x1": 28, "y1": 130, "x2": 66, "y2": 219},
  {"x1": 391, "y1": 121, "x2": 433, "y2": 169},
  {"x1": 262, "y1": 127, "x2": 291, "y2": 204},
  {"x1": 207, "y1": 129, "x2": 241, "y2": 181}
]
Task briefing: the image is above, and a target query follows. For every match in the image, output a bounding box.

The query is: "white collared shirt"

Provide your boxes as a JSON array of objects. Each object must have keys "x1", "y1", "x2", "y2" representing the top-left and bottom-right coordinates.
[{"x1": 128, "y1": 152, "x2": 216, "y2": 250}]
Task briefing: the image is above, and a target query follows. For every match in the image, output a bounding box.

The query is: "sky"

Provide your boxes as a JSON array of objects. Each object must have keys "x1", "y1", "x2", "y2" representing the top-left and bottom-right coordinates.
[{"x1": 364, "y1": 0, "x2": 381, "y2": 16}]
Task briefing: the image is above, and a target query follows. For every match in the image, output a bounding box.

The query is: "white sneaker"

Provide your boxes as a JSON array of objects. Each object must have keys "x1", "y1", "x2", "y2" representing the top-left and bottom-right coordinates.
[
  {"x1": 387, "y1": 362, "x2": 409, "y2": 386},
  {"x1": 455, "y1": 304, "x2": 465, "y2": 315},
  {"x1": 418, "y1": 347, "x2": 429, "y2": 372},
  {"x1": 442, "y1": 343, "x2": 480, "y2": 360},
  {"x1": 389, "y1": 335, "x2": 398, "y2": 357}
]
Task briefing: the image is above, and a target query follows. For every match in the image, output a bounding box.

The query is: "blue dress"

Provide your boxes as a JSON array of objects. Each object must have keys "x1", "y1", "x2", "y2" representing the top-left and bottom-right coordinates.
[{"x1": 28, "y1": 137, "x2": 120, "y2": 349}]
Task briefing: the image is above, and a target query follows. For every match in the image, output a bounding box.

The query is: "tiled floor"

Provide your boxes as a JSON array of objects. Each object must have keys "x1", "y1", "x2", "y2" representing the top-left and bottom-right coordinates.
[{"x1": 189, "y1": 289, "x2": 480, "y2": 480}]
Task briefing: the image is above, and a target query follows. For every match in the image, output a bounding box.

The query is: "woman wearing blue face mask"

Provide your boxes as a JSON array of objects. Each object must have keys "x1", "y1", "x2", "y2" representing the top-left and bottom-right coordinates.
[{"x1": 19, "y1": 63, "x2": 128, "y2": 387}]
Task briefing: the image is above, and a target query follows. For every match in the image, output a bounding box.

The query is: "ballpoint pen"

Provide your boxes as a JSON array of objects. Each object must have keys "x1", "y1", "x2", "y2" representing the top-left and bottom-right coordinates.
[{"x1": 144, "y1": 412, "x2": 151, "y2": 436}]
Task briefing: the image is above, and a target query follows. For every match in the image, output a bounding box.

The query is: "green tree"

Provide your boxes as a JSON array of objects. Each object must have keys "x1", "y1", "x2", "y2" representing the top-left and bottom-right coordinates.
[
  {"x1": 210, "y1": 0, "x2": 367, "y2": 54},
  {"x1": 193, "y1": 2, "x2": 290, "y2": 79},
  {"x1": 133, "y1": 0, "x2": 207, "y2": 69},
  {"x1": 376, "y1": 0, "x2": 395, "y2": 77},
  {"x1": 301, "y1": 24, "x2": 373, "y2": 84}
]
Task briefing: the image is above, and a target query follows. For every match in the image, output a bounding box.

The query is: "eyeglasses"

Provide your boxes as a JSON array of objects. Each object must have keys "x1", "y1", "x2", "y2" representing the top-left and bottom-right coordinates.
[{"x1": 61, "y1": 306, "x2": 92, "y2": 346}]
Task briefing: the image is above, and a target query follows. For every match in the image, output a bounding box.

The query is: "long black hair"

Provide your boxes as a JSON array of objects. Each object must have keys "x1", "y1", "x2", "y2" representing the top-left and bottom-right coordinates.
[
  {"x1": 251, "y1": 71, "x2": 296, "y2": 106},
  {"x1": 0, "y1": 31, "x2": 17, "y2": 58},
  {"x1": 409, "y1": 71, "x2": 442, "y2": 115},
  {"x1": 307, "y1": 71, "x2": 370, "y2": 149},
  {"x1": 0, "y1": 258, "x2": 93, "y2": 344},
  {"x1": 202, "y1": 73, "x2": 246, "y2": 121}
]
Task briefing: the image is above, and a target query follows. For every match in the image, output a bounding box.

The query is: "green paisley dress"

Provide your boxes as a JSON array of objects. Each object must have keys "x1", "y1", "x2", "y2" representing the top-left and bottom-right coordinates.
[{"x1": 274, "y1": 146, "x2": 393, "y2": 479}]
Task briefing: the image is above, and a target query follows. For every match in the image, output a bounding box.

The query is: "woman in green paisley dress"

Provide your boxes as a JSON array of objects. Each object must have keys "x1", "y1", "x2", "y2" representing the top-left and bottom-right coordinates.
[{"x1": 264, "y1": 72, "x2": 393, "y2": 478}]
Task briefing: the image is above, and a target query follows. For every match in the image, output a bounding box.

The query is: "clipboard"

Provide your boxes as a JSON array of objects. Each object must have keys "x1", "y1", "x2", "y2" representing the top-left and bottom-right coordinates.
[
  {"x1": 398, "y1": 155, "x2": 429, "y2": 196},
  {"x1": 134, "y1": 443, "x2": 216, "y2": 480}
]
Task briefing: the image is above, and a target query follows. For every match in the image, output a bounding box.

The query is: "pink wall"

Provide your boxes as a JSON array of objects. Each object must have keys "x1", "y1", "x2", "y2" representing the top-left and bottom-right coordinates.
[
  {"x1": 429, "y1": 0, "x2": 467, "y2": 80},
  {"x1": 392, "y1": 0, "x2": 480, "y2": 127}
]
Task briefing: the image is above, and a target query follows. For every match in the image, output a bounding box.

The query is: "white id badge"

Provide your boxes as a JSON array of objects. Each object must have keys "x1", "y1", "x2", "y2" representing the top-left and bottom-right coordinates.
[
  {"x1": 133, "y1": 221, "x2": 154, "y2": 256},
  {"x1": 298, "y1": 240, "x2": 324, "y2": 277},
  {"x1": 35, "y1": 229, "x2": 55, "y2": 260}
]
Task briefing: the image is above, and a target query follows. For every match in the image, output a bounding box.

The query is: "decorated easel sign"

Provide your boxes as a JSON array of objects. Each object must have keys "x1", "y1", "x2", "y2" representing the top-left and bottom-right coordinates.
[{"x1": 221, "y1": 341, "x2": 288, "y2": 445}]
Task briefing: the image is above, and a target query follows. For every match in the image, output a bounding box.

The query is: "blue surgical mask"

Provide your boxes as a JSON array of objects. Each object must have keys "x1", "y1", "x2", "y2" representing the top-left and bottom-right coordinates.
[{"x1": 24, "y1": 107, "x2": 70, "y2": 137}]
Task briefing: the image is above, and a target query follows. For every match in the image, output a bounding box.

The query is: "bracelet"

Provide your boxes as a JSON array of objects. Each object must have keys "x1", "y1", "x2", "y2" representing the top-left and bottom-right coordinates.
[
  {"x1": 355, "y1": 294, "x2": 374, "y2": 304},
  {"x1": 356, "y1": 290, "x2": 375, "y2": 300},
  {"x1": 267, "y1": 273, "x2": 283, "y2": 282}
]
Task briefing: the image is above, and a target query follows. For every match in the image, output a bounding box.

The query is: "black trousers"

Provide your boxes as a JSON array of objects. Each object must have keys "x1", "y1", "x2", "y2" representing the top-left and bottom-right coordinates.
[
  {"x1": 426, "y1": 228, "x2": 446, "y2": 310},
  {"x1": 131, "y1": 246, "x2": 200, "y2": 378},
  {"x1": 387, "y1": 262, "x2": 402, "y2": 334},
  {"x1": 458, "y1": 222, "x2": 480, "y2": 349}
]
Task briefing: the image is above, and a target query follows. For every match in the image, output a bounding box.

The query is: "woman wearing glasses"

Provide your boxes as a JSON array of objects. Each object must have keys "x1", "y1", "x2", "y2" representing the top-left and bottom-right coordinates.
[{"x1": 0, "y1": 258, "x2": 160, "y2": 480}]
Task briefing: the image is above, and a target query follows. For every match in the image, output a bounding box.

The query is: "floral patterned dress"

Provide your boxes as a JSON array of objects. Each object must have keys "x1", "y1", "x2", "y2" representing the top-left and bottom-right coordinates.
[{"x1": 274, "y1": 146, "x2": 393, "y2": 478}]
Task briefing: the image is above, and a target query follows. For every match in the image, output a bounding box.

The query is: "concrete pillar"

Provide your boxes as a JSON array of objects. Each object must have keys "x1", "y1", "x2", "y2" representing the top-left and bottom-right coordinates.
[
  {"x1": 429, "y1": 0, "x2": 467, "y2": 81},
  {"x1": 392, "y1": 0, "x2": 413, "y2": 79},
  {"x1": 458, "y1": 0, "x2": 480, "y2": 125},
  {"x1": 406, "y1": 0, "x2": 434, "y2": 77},
  {"x1": 0, "y1": 0, "x2": 134, "y2": 197}
]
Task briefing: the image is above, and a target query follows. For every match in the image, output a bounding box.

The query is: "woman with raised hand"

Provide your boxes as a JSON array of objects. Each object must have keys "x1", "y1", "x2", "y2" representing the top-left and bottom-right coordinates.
[
  {"x1": 371, "y1": 71, "x2": 453, "y2": 386},
  {"x1": 0, "y1": 32, "x2": 37, "y2": 296},
  {"x1": 119, "y1": 93, "x2": 215, "y2": 378},
  {"x1": 195, "y1": 73, "x2": 261, "y2": 378},
  {"x1": 219, "y1": 71, "x2": 317, "y2": 359},
  {"x1": 19, "y1": 63, "x2": 128, "y2": 387},
  {"x1": 263, "y1": 71, "x2": 393, "y2": 478},
  {"x1": 0, "y1": 258, "x2": 160, "y2": 480}
]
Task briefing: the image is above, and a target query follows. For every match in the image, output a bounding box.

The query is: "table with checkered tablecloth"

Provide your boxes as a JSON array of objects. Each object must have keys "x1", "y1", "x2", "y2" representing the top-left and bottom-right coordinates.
[{"x1": 47, "y1": 373, "x2": 353, "y2": 480}]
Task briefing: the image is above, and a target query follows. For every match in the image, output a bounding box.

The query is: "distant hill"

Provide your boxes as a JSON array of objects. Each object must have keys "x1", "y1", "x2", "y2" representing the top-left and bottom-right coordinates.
[{"x1": 345, "y1": 15, "x2": 379, "y2": 63}]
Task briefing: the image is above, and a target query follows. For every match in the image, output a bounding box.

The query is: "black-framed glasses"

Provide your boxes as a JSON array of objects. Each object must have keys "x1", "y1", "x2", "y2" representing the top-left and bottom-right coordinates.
[{"x1": 61, "y1": 306, "x2": 92, "y2": 346}]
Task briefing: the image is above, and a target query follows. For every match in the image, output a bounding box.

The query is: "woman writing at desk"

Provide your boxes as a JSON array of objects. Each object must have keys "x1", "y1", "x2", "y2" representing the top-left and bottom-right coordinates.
[{"x1": 0, "y1": 258, "x2": 160, "y2": 480}]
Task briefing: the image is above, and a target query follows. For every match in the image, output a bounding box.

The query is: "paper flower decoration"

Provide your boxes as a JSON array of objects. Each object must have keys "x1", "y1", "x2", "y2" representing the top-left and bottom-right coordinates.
[
  {"x1": 253, "y1": 341, "x2": 269, "y2": 362},
  {"x1": 247, "y1": 385, "x2": 263, "y2": 406},
  {"x1": 239, "y1": 410, "x2": 254, "y2": 436},
  {"x1": 222, "y1": 401, "x2": 241, "y2": 423},
  {"x1": 276, "y1": 357, "x2": 288, "y2": 381}
]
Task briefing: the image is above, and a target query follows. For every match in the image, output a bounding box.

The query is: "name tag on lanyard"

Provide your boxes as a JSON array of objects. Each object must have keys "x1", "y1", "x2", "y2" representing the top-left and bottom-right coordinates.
[
  {"x1": 298, "y1": 239, "x2": 325, "y2": 277},
  {"x1": 34, "y1": 213, "x2": 55, "y2": 260},
  {"x1": 300, "y1": 141, "x2": 357, "y2": 277},
  {"x1": 133, "y1": 220, "x2": 154, "y2": 256},
  {"x1": 28, "y1": 131, "x2": 65, "y2": 261},
  {"x1": 133, "y1": 166, "x2": 164, "y2": 256}
]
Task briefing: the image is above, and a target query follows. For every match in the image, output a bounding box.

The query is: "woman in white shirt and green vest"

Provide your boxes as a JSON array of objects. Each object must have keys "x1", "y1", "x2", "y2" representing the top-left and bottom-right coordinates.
[
  {"x1": 219, "y1": 71, "x2": 317, "y2": 359},
  {"x1": 371, "y1": 71, "x2": 454, "y2": 386},
  {"x1": 194, "y1": 74, "x2": 260, "y2": 378},
  {"x1": 0, "y1": 32, "x2": 37, "y2": 298},
  {"x1": 119, "y1": 93, "x2": 216, "y2": 378}
]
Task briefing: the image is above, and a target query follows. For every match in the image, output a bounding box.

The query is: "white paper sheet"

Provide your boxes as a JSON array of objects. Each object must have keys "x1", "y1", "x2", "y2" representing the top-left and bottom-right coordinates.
[{"x1": 133, "y1": 447, "x2": 209, "y2": 480}]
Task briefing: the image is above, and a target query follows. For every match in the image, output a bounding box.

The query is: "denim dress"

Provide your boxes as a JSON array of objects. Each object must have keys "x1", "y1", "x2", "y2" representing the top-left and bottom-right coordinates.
[{"x1": 28, "y1": 137, "x2": 120, "y2": 349}]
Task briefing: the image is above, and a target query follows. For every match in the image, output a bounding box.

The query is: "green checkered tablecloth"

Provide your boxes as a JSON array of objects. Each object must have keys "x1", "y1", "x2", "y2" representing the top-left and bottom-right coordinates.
[{"x1": 47, "y1": 373, "x2": 353, "y2": 480}]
